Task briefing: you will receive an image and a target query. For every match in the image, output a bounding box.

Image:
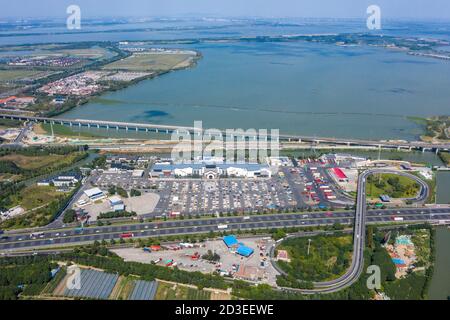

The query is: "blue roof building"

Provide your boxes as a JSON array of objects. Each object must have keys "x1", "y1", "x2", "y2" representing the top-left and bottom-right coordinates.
[
  {"x1": 236, "y1": 246, "x2": 254, "y2": 257},
  {"x1": 223, "y1": 235, "x2": 239, "y2": 248}
]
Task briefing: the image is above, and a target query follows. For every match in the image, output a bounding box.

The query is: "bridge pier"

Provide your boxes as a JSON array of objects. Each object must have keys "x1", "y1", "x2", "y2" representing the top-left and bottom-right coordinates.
[{"x1": 436, "y1": 148, "x2": 439, "y2": 154}]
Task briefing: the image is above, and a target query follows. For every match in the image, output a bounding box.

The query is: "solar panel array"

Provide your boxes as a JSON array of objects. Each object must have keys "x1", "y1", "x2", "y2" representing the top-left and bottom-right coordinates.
[
  {"x1": 64, "y1": 269, "x2": 119, "y2": 299},
  {"x1": 128, "y1": 280, "x2": 158, "y2": 300}
]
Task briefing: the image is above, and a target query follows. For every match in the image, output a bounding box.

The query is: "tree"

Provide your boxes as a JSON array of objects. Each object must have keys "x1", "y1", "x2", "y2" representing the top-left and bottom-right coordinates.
[{"x1": 63, "y1": 209, "x2": 77, "y2": 224}]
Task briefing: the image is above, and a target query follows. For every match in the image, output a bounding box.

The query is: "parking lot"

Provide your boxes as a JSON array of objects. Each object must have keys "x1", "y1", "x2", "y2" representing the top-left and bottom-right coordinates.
[
  {"x1": 92, "y1": 170, "x2": 304, "y2": 216},
  {"x1": 112, "y1": 236, "x2": 279, "y2": 285}
]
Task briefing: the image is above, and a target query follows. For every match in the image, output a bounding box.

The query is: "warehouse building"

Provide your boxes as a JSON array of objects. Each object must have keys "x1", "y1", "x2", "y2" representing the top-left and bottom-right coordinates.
[{"x1": 84, "y1": 187, "x2": 106, "y2": 201}]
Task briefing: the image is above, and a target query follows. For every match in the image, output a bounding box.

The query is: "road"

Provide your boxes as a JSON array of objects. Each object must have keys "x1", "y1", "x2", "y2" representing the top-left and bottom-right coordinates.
[{"x1": 272, "y1": 169, "x2": 430, "y2": 294}]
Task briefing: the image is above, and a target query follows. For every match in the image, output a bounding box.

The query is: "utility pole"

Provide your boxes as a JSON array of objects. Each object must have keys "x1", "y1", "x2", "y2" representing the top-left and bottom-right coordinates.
[{"x1": 307, "y1": 239, "x2": 312, "y2": 256}]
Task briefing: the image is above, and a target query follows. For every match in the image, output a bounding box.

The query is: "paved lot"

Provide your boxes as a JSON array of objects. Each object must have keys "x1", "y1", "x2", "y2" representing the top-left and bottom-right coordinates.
[
  {"x1": 78, "y1": 193, "x2": 160, "y2": 220},
  {"x1": 112, "y1": 236, "x2": 279, "y2": 285},
  {"x1": 93, "y1": 170, "x2": 305, "y2": 216}
]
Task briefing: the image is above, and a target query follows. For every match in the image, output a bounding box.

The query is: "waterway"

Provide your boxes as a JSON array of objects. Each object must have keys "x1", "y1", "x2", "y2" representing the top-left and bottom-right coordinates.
[
  {"x1": 436, "y1": 171, "x2": 450, "y2": 204},
  {"x1": 428, "y1": 227, "x2": 450, "y2": 300},
  {"x1": 62, "y1": 39, "x2": 450, "y2": 140}
]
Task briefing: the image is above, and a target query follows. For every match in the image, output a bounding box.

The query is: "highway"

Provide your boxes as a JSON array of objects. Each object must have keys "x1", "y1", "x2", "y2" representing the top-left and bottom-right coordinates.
[{"x1": 1, "y1": 206, "x2": 449, "y2": 252}]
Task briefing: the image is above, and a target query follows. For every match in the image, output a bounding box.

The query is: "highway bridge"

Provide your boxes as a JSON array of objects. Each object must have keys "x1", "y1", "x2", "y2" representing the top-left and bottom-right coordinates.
[{"x1": 1, "y1": 113, "x2": 449, "y2": 152}]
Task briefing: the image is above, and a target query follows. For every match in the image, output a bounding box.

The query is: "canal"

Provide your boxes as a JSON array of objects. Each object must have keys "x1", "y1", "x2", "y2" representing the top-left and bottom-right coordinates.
[{"x1": 428, "y1": 227, "x2": 450, "y2": 300}]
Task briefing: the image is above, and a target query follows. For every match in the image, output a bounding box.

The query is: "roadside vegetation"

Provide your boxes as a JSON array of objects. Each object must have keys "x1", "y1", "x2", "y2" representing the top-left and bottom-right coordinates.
[
  {"x1": 276, "y1": 234, "x2": 353, "y2": 284},
  {"x1": 366, "y1": 173, "x2": 420, "y2": 199}
]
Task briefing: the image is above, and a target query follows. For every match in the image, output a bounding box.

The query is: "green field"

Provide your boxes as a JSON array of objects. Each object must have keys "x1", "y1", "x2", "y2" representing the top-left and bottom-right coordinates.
[
  {"x1": 0, "y1": 69, "x2": 48, "y2": 81},
  {"x1": 277, "y1": 235, "x2": 353, "y2": 282},
  {"x1": 438, "y1": 151, "x2": 450, "y2": 166},
  {"x1": 155, "y1": 282, "x2": 211, "y2": 300},
  {"x1": 8, "y1": 185, "x2": 64, "y2": 210},
  {"x1": 103, "y1": 52, "x2": 195, "y2": 72},
  {"x1": 366, "y1": 173, "x2": 420, "y2": 199},
  {"x1": 39, "y1": 123, "x2": 102, "y2": 138}
]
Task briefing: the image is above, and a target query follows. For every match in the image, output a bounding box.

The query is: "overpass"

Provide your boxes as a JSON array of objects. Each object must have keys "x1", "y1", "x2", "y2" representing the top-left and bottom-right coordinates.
[
  {"x1": 272, "y1": 169, "x2": 430, "y2": 294},
  {"x1": 1, "y1": 113, "x2": 449, "y2": 152}
]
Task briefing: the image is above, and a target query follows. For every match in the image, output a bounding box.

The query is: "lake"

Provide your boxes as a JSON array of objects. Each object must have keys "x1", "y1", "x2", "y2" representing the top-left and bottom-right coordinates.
[{"x1": 62, "y1": 40, "x2": 450, "y2": 140}]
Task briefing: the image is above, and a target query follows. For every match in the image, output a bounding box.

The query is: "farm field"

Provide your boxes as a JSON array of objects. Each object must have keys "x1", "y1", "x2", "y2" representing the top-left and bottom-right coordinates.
[
  {"x1": 0, "y1": 69, "x2": 49, "y2": 81},
  {"x1": 155, "y1": 281, "x2": 211, "y2": 300},
  {"x1": 102, "y1": 52, "x2": 196, "y2": 72}
]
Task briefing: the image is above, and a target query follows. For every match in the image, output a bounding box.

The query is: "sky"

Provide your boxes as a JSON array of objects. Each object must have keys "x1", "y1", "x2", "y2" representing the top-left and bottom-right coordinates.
[{"x1": 0, "y1": 0, "x2": 449, "y2": 20}]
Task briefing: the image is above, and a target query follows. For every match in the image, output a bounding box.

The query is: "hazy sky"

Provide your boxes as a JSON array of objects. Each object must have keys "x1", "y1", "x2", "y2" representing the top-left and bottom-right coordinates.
[{"x1": 1, "y1": 0, "x2": 449, "y2": 20}]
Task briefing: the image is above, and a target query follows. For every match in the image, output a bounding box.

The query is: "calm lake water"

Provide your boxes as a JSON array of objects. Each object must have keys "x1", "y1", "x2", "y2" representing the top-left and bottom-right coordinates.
[
  {"x1": 2, "y1": 19, "x2": 450, "y2": 140},
  {"x1": 428, "y1": 227, "x2": 450, "y2": 300},
  {"x1": 62, "y1": 40, "x2": 450, "y2": 140},
  {"x1": 436, "y1": 171, "x2": 450, "y2": 204}
]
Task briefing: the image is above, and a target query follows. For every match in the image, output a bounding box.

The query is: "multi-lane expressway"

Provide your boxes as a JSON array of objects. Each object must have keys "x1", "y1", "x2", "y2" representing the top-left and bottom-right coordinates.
[{"x1": 1, "y1": 207, "x2": 449, "y2": 253}]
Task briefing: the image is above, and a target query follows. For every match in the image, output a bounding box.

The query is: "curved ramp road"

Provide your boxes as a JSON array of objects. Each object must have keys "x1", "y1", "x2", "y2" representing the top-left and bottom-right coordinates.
[{"x1": 275, "y1": 169, "x2": 429, "y2": 294}]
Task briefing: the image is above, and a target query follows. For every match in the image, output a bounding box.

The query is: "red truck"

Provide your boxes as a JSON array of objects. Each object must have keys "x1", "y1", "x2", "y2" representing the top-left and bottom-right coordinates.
[{"x1": 120, "y1": 233, "x2": 134, "y2": 239}]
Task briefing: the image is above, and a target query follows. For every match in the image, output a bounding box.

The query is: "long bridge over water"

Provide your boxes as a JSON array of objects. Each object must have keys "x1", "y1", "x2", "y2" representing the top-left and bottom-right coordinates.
[{"x1": 1, "y1": 113, "x2": 449, "y2": 153}]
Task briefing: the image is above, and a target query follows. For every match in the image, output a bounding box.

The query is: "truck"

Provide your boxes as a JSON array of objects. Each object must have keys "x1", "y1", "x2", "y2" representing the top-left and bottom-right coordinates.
[
  {"x1": 217, "y1": 224, "x2": 228, "y2": 230},
  {"x1": 392, "y1": 217, "x2": 404, "y2": 221},
  {"x1": 30, "y1": 232, "x2": 44, "y2": 238},
  {"x1": 120, "y1": 233, "x2": 134, "y2": 238}
]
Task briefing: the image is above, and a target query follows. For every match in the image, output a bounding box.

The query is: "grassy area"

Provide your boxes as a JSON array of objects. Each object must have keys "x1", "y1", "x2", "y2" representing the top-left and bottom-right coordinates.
[
  {"x1": 39, "y1": 123, "x2": 102, "y2": 138},
  {"x1": 110, "y1": 276, "x2": 137, "y2": 300},
  {"x1": 0, "y1": 151, "x2": 87, "y2": 183},
  {"x1": 0, "y1": 118, "x2": 24, "y2": 129},
  {"x1": 277, "y1": 234, "x2": 353, "y2": 282},
  {"x1": 155, "y1": 282, "x2": 211, "y2": 300},
  {"x1": 8, "y1": 185, "x2": 64, "y2": 210},
  {"x1": 103, "y1": 52, "x2": 195, "y2": 72},
  {"x1": 0, "y1": 69, "x2": 47, "y2": 81},
  {"x1": 366, "y1": 173, "x2": 420, "y2": 199},
  {"x1": 0, "y1": 153, "x2": 65, "y2": 170},
  {"x1": 438, "y1": 151, "x2": 450, "y2": 166}
]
